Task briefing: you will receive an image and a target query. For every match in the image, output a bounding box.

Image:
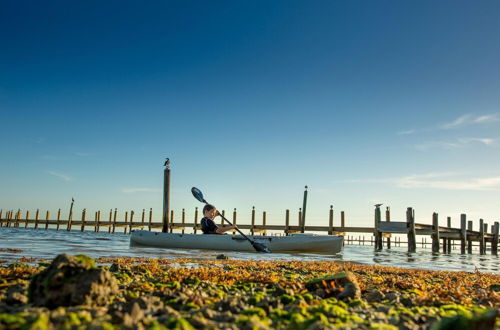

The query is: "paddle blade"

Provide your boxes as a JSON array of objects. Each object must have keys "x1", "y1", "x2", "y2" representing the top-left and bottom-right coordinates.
[
  {"x1": 191, "y1": 187, "x2": 207, "y2": 203},
  {"x1": 251, "y1": 241, "x2": 271, "y2": 253}
]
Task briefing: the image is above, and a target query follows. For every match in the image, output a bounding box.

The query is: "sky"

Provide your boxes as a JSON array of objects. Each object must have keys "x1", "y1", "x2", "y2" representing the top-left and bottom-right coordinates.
[{"x1": 1, "y1": 1, "x2": 500, "y2": 230}]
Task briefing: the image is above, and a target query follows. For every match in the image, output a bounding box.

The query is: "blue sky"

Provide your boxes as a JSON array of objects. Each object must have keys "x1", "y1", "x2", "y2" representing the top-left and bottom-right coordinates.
[{"x1": 1, "y1": 1, "x2": 500, "y2": 229}]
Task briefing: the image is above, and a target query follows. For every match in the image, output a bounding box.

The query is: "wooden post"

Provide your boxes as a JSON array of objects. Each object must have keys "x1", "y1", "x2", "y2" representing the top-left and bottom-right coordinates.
[
  {"x1": 96, "y1": 211, "x2": 101, "y2": 232},
  {"x1": 124, "y1": 211, "x2": 129, "y2": 234},
  {"x1": 407, "y1": 207, "x2": 416, "y2": 253},
  {"x1": 81, "y1": 209, "x2": 87, "y2": 232},
  {"x1": 162, "y1": 159, "x2": 171, "y2": 233},
  {"x1": 328, "y1": 205, "x2": 333, "y2": 235},
  {"x1": 341, "y1": 211, "x2": 345, "y2": 228},
  {"x1": 108, "y1": 209, "x2": 113, "y2": 233},
  {"x1": 0, "y1": 209, "x2": 2, "y2": 227},
  {"x1": 467, "y1": 220, "x2": 473, "y2": 254},
  {"x1": 298, "y1": 208, "x2": 302, "y2": 232},
  {"x1": 112, "y1": 209, "x2": 117, "y2": 233},
  {"x1": 301, "y1": 186, "x2": 308, "y2": 233},
  {"x1": 56, "y1": 209, "x2": 61, "y2": 230},
  {"x1": 15, "y1": 209, "x2": 20, "y2": 227},
  {"x1": 181, "y1": 208, "x2": 185, "y2": 234},
  {"x1": 374, "y1": 204, "x2": 382, "y2": 251},
  {"x1": 169, "y1": 210, "x2": 174, "y2": 233},
  {"x1": 34, "y1": 209, "x2": 40, "y2": 229},
  {"x1": 67, "y1": 198, "x2": 75, "y2": 231},
  {"x1": 194, "y1": 207, "x2": 198, "y2": 234},
  {"x1": 232, "y1": 208, "x2": 237, "y2": 231},
  {"x1": 25, "y1": 210, "x2": 30, "y2": 228},
  {"x1": 491, "y1": 222, "x2": 499, "y2": 255},
  {"x1": 479, "y1": 219, "x2": 485, "y2": 255},
  {"x1": 432, "y1": 212, "x2": 439, "y2": 253},
  {"x1": 141, "y1": 209, "x2": 145, "y2": 225},
  {"x1": 262, "y1": 211, "x2": 266, "y2": 236},
  {"x1": 446, "y1": 216, "x2": 451, "y2": 253},
  {"x1": 285, "y1": 209, "x2": 290, "y2": 236},
  {"x1": 148, "y1": 208, "x2": 153, "y2": 231},
  {"x1": 45, "y1": 210, "x2": 50, "y2": 230},
  {"x1": 129, "y1": 210, "x2": 134, "y2": 234},
  {"x1": 460, "y1": 214, "x2": 467, "y2": 254},
  {"x1": 251, "y1": 206, "x2": 255, "y2": 236},
  {"x1": 386, "y1": 206, "x2": 391, "y2": 249}
]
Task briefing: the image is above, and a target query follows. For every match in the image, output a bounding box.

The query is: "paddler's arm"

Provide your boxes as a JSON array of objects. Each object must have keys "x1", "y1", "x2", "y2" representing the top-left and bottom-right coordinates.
[{"x1": 215, "y1": 225, "x2": 237, "y2": 234}]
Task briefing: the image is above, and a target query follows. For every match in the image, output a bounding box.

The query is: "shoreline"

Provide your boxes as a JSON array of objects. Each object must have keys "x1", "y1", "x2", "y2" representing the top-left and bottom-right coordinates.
[{"x1": 1, "y1": 255, "x2": 499, "y2": 329}]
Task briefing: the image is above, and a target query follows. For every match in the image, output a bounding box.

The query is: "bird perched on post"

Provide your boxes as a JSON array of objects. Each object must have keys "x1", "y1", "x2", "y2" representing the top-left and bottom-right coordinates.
[
  {"x1": 374, "y1": 203, "x2": 383, "y2": 208},
  {"x1": 164, "y1": 158, "x2": 170, "y2": 168}
]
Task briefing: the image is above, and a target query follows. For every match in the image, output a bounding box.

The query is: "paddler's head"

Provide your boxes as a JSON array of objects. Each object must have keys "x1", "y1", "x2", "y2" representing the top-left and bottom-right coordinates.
[{"x1": 203, "y1": 204, "x2": 219, "y2": 219}]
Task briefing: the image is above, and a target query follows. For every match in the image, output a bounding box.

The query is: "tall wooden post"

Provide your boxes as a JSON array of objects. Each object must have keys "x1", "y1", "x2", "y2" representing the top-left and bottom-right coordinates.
[
  {"x1": 81, "y1": 209, "x2": 87, "y2": 232},
  {"x1": 298, "y1": 208, "x2": 302, "y2": 232},
  {"x1": 446, "y1": 217, "x2": 452, "y2": 253},
  {"x1": 129, "y1": 210, "x2": 134, "y2": 234},
  {"x1": 148, "y1": 208, "x2": 153, "y2": 231},
  {"x1": 34, "y1": 209, "x2": 40, "y2": 229},
  {"x1": 301, "y1": 186, "x2": 308, "y2": 233},
  {"x1": 341, "y1": 211, "x2": 345, "y2": 228},
  {"x1": 194, "y1": 207, "x2": 199, "y2": 234},
  {"x1": 432, "y1": 213, "x2": 440, "y2": 253},
  {"x1": 374, "y1": 204, "x2": 382, "y2": 251},
  {"x1": 45, "y1": 210, "x2": 50, "y2": 230},
  {"x1": 467, "y1": 220, "x2": 473, "y2": 254},
  {"x1": 169, "y1": 210, "x2": 174, "y2": 233},
  {"x1": 386, "y1": 206, "x2": 391, "y2": 249},
  {"x1": 285, "y1": 209, "x2": 290, "y2": 236},
  {"x1": 112, "y1": 209, "x2": 117, "y2": 233},
  {"x1": 479, "y1": 219, "x2": 485, "y2": 255},
  {"x1": 108, "y1": 209, "x2": 113, "y2": 233},
  {"x1": 407, "y1": 207, "x2": 416, "y2": 253},
  {"x1": 328, "y1": 205, "x2": 333, "y2": 235},
  {"x1": 460, "y1": 214, "x2": 467, "y2": 254},
  {"x1": 181, "y1": 209, "x2": 185, "y2": 234},
  {"x1": 67, "y1": 198, "x2": 75, "y2": 231},
  {"x1": 491, "y1": 222, "x2": 499, "y2": 255},
  {"x1": 251, "y1": 206, "x2": 255, "y2": 236},
  {"x1": 232, "y1": 209, "x2": 237, "y2": 235},
  {"x1": 141, "y1": 209, "x2": 145, "y2": 225},
  {"x1": 162, "y1": 159, "x2": 171, "y2": 233},
  {"x1": 25, "y1": 210, "x2": 30, "y2": 228},
  {"x1": 262, "y1": 211, "x2": 267, "y2": 236},
  {"x1": 56, "y1": 209, "x2": 61, "y2": 230}
]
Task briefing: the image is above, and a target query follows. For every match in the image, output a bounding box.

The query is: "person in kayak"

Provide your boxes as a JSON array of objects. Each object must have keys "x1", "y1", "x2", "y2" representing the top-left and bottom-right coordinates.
[{"x1": 201, "y1": 204, "x2": 236, "y2": 234}]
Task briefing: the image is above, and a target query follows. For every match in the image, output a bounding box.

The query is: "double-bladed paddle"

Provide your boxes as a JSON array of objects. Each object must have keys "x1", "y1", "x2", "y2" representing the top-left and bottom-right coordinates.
[{"x1": 191, "y1": 187, "x2": 271, "y2": 253}]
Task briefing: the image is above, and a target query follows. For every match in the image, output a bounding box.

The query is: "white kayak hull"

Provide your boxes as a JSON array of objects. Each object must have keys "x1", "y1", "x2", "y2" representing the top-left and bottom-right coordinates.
[{"x1": 130, "y1": 230, "x2": 343, "y2": 254}]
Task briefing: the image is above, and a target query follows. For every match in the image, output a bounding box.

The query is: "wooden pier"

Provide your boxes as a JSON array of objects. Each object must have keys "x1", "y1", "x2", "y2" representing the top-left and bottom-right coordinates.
[{"x1": 0, "y1": 205, "x2": 498, "y2": 255}]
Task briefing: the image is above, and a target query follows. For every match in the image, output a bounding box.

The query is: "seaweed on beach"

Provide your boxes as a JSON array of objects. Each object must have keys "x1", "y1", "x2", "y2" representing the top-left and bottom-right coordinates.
[{"x1": 0, "y1": 255, "x2": 498, "y2": 329}]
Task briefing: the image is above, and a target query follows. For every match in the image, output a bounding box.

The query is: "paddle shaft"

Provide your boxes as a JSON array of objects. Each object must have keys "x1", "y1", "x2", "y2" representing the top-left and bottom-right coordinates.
[{"x1": 217, "y1": 212, "x2": 253, "y2": 241}]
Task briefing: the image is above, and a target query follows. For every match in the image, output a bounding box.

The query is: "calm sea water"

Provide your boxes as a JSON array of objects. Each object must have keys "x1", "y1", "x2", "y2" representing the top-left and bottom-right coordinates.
[{"x1": 0, "y1": 228, "x2": 498, "y2": 274}]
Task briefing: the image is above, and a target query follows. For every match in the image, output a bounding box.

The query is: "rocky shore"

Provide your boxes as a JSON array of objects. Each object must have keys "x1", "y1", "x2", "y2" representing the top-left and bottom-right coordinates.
[{"x1": 0, "y1": 254, "x2": 498, "y2": 329}]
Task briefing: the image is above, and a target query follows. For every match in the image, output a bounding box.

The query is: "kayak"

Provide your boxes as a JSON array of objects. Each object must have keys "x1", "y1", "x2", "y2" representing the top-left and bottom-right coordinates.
[{"x1": 130, "y1": 230, "x2": 343, "y2": 253}]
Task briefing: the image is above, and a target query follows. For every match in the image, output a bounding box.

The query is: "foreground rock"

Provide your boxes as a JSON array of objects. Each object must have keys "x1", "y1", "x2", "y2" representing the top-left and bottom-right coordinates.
[
  {"x1": 304, "y1": 271, "x2": 361, "y2": 300},
  {"x1": 28, "y1": 254, "x2": 118, "y2": 308}
]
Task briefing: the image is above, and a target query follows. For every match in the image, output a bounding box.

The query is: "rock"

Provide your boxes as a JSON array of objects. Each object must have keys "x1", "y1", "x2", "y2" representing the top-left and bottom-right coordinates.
[
  {"x1": 430, "y1": 308, "x2": 498, "y2": 330},
  {"x1": 364, "y1": 289, "x2": 384, "y2": 303},
  {"x1": 305, "y1": 272, "x2": 361, "y2": 300},
  {"x1": 400, "y1": 294, "x2": 415, "y2": 307},
  {"x1": 28, "y1": 254, "x2": 119, "y2": 308},
  {"x1": 216, "y1": 254, "x2": 229, "y2": 260},
  {"x1": 489, "y1": 284, "x2": 500, "y2": 292},
  {"x1": 109, "y1": 263, "x2": 132, "y2": 274},
  {"x1": 6, "y1": 283, "x2": 28, "y2": 305},
  {"x1": 384, "y1": 291, "x2": 400, "y2": 303}
]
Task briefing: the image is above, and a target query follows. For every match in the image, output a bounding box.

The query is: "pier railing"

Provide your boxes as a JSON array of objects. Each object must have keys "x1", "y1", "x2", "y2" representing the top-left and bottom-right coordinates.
[{"x1": 0, "y1": 206, "x2": 498, "y2": 255}]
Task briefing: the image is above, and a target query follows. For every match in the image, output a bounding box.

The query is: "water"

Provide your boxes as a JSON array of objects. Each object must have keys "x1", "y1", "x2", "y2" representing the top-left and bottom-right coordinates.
[{"x1": 1, "y1": 228, "x2": 498, "y2": 274}]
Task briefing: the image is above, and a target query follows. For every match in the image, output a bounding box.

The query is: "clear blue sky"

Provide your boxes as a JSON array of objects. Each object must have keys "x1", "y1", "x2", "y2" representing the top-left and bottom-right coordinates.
[{"x1": 1, "y1": 1, "x2": 500, "y2": 229}]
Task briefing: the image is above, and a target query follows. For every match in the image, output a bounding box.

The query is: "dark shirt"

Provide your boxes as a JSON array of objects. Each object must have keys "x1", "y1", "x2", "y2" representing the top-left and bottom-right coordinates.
[{"x1": 201, "y1": 217, "x2": 218, "y2": 234}]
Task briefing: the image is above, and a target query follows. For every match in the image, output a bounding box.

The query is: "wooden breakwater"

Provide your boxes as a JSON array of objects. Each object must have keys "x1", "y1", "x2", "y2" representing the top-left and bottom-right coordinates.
[{"x1": 0, "y1": 205, "x2": 498, "y2": 255}]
